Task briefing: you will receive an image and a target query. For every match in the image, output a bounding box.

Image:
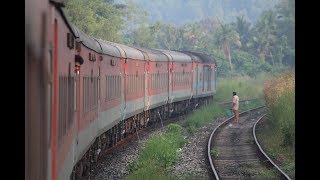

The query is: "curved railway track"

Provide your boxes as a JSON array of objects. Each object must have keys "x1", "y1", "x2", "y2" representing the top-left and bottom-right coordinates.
[{"x1": 208, "y1": 106, "x2": 291, "y2": 179}]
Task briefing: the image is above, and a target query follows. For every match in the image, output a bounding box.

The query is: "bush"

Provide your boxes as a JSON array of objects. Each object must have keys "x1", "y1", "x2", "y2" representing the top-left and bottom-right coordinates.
[{"x1": 263, "y1": 71, "x2": 295, "y2": 147}]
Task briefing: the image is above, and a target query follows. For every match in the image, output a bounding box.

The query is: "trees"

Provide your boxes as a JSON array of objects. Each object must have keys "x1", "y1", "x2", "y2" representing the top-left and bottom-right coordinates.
[
  {"x1": 232, "y1": 16, "x2": 252, "y2": 51},
  {"x1": 248, "y1": 10, "x2": 277, "y2": 63},
  {"x1": 214, "y1": 23, "x2": 241, "y2": 71},
  {"x1": 65, "y1": 0, "x2": 124, "y2": 42}
]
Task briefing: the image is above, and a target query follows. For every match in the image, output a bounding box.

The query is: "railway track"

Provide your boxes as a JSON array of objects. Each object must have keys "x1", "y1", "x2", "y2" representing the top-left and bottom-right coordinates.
[{"x1": 208, "y1": 106, "x2": 291, "y2": 179}]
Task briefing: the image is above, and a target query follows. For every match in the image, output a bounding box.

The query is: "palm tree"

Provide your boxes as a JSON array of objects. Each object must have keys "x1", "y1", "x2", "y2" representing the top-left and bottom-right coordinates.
[
  {"x1": 214, "y1": 22, "x2": 241, "y2": 71},
  {"x1": 232, "y1": 15, "x2": 252, "y2": 51},
  {"x1": 248, "y1": 10, "x2": 277, "y2": 64}
]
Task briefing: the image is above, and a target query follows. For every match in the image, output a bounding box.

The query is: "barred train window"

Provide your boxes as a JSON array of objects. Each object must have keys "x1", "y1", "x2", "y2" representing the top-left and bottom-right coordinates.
[
  {"x1": 106, "y1": 75, "x2": 120, "y2": 100},
  {"x1": 83, "y1": 76, "x2": 99, "y2": 113},
  {"x1": 174, "y1": 72, "x2": 190, "y2": 86},
  {"x1": 58, "y1": 75, "x2": 74, "y2": 146},
  {"x1": 126, "y1": 74, "x2": 143, "y2": 94},
  {"x1": 151, "y1": 73, "x2": 167, "y2": 90}
]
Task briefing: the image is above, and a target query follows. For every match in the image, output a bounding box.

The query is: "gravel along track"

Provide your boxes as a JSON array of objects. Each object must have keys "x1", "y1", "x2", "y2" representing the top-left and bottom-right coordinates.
[
  {"x1": 91, "y1": 106, "x2": 268, "y2": 179},
  {"x1": 90, "y1": 128, "x2": 165, "y2": 180},
  {"x1": 91, "y1": 115, "x2": 229, "y2": 180},
  {"x1": 210, "y1": 107, "x2": 285, "y2": 179}
]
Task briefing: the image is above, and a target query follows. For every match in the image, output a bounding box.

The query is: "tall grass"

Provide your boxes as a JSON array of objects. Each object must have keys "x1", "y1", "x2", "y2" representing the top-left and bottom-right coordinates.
[
  {"x1": 263, "y1": 71, "x2": 295, "y2": 146},
  {"x1": 259, "y1": 70, "x2": 295, "y2": 178},
  {"x1": 215, "y1": 73, "x2": 272, "y2": 102}
]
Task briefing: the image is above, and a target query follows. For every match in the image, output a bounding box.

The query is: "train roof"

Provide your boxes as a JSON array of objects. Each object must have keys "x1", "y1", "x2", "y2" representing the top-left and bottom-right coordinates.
[
  {"x1": 71, "y1": 23, "x2": 144, "y2": 60},
  {"x1": 179, "y1": 51, "x2": 202, "y2": 63},
  {"x1": 93, "y1": 38, "x2": 122, "y2": 58},
  {"x1": 103, "y1": 41, "x2": 146, "y2": 60},
  {"x1": 181, "y1": 51, "x2": 216, "y2": 64},
  {"x1": 130, "y1": 46, "x2": 169, "y2": 62},
  {"x1": 56, "y1": 6, "x2": 214, "y2": 64},
  {"x1": 153, "y1": 49, "x2": 192, "y2": 62},
  {"x1": 71, "y1": 25, "x2": 102, "y2": 53}
]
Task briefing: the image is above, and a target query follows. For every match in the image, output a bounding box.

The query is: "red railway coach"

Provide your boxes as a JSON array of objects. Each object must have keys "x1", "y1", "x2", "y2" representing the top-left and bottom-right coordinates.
[
  {"x1": 133, "y1": 47, "x2": 170, "y2": 113},
  {"x1": 157, "y1": 50, "x2": 193, "y2": 103},
  {"x1": 183, "y1": 51, "x2": 217, "y2": 100},
  {"x1": 26, "y1": 1, "x2": 217, "y2": 180}
]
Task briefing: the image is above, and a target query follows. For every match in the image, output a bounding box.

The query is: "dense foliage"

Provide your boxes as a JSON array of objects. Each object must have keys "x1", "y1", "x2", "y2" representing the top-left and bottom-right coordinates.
[{"x1": 64, "y1": 0, "x2": 295, "y2": 78}]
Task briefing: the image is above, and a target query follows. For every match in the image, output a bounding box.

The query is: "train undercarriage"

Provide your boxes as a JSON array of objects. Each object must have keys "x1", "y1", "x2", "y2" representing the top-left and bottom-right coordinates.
[{"x1": 71, "y1": 96, "x2": 213, "y2": 180}]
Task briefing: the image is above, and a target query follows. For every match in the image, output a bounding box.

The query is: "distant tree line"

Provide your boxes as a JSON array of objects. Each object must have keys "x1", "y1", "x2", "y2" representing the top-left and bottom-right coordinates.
[{"x1": 65, "y1": 0, "x2": 295, "y2": 78}]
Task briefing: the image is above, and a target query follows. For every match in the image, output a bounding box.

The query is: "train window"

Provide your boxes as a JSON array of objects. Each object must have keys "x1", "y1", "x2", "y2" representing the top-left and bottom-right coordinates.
[
  {"x1": 118, "y1": 76, "x2": 120, "y2": 97},
  {"x1": 160, "y1": 73, "x2": 162, "y2": 89},
  {"x1": 58, "y1": 75, "x2": 74, "y2": 147},
  {"x1": 153, "y1": 74, "x2": 155, "y2": 90},
  {"x1": 105, "y1": 76, "x2": 108, "y2": 100},
  {"x1": 140, "y1": 75, "x2": 143, "y2": 92},
  {"x1": 151, "y1": 74, "x2": 153, "y2": 90},
  {"x1": 134, "y1": 74, "x2": 136, "y2": 93},
  {"x1": 67, "y1": 33, "x2": 74, "y2": 49},
  {"x1": 83, "y1": 76, "x2": 98, "y2": 113},
  {"x1": 126, "y1": 75, "x2": 128, "y2": 93},
  {"x1": 75, "y1": 42, "x2": 81, "y2": 52},
  {"x1": 112, "y1": 76, "x2": 114, "y2": 98},
  {"x1": 128, "y1": 75, "x2": 130, "y2": 93},
  {"x1": 208, "y1": 67, "x2": 212, "y2": 91},
  {"x1": 126, "y1": 75, "x2": 128, "y2": 94},
  {"x1": 106, "y1": 75, "x2": 120, "y2": 100}
]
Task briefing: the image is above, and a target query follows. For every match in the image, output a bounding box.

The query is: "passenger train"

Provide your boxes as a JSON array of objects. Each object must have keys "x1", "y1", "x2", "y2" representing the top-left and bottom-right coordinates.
[{"x1": 25, "y1": 0, "x2": 217, "y2": 179}]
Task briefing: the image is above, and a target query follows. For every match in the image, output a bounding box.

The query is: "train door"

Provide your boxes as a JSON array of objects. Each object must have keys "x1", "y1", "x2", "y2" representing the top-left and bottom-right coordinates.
[
  {"x1": 202, "y1": 65, "x2": 205, "y2": 92},
  {"x1": 195, "y1": 64, "x2": 199, "y2": 96},
  {"x1": 144, "y1": 61, "x2": 150, "y2": 110},
  {"x1": 72, "y1": 59, "x2": 79, "y2": 167},
  {"x1": 121, "y1": 59, "x2": 127, "y2": 119},
  {"x1": 168, "y1": 62, "x2": 173, "y2": 102},
  {"x1": 208, "y1": 66, "x2": 212, "y2": 91},
  {"x1": 167, "y1": 61, "x2": 171, "y2": 102}
]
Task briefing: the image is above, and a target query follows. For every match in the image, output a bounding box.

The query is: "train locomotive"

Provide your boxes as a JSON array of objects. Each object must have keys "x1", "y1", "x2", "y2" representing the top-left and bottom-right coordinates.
[{"x1": 25, "y1": 1, "x2": 217, "y2": 180}]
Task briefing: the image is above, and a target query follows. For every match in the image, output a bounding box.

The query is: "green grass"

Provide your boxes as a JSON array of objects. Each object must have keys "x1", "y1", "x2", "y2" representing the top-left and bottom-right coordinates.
[
  {"x1": 126, "y1": 74, "x2": 271, "y2": 179},
  {"x1": 185, "y1": 103, "x2": 225, "y2": 133},
  {"x1": 259, "y1": 71, "x2": 295, "y2": 179},
  {"x1": 210, "y1": 148, "x2": 220, "y2": 158},
  {"x1": 125, "y1": 124, "x2": 185, "y2": 180},
  {"x1": 257, "y1": 121, "x2": 295, "y2": 179},
  {"x1": 239, "y1": 167, "x2": 277, "y2": 179},
  {"x1": 267, "y1": 90, "x2": 295, "y2": 146},
  {"x1": 215, "y1": 73, "x2": 272, "y2": 102},
  {"x1": 239, "y1": 98, "x2": 265, "y2": 111}
]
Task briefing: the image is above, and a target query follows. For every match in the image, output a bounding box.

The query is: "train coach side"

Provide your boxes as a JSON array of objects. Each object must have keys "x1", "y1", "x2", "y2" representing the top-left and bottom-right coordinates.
[
  {"x1": 156, "y1": 49, "x2": 193, "y2": 104},
  {"x1": 26, "y1": 1, "x2": 218, "y2": 180},
  {"x1": 132, "y1": 47, "x2": 170, "y2": 111},
  {"x1": 104, "y1": 42, "x2": 147, "y2": 120},
  {"x1": 184, "y1": 51, "x2": 217, "y2": 99}
]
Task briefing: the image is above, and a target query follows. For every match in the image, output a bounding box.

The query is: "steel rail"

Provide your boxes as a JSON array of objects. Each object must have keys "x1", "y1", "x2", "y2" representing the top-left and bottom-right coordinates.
[
  {"x1": 253, "y1": 114, "x2": 292, "y2": 180},
  {"x1": 207, "y1": 106, "x2": 265, "y2": 180}
]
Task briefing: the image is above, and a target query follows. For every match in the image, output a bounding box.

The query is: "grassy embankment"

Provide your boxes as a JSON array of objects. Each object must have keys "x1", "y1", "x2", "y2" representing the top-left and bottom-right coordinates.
[
  {"x1": 125, "y1": 74, "x2": 270, "y2": 179},
  {"x1": 257, "y1": 71, "x2": 295, "y2": 179}
]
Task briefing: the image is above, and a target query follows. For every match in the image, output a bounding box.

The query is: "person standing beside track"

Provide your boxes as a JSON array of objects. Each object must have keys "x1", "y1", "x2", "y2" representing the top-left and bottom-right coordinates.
[{"x1": 232, "y1": 91, "x2": 239, "y2": 125}]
